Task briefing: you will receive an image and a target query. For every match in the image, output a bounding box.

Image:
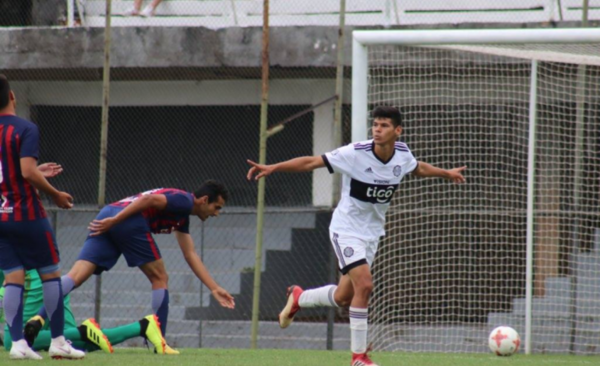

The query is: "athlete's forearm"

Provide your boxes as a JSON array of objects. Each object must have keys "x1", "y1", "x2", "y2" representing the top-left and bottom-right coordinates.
[
  {"x1": 412, "y1": 161, "x2": 451, "y2": 179},
  {"x1": 272, "y1": 156, "x2": 324, "y2": 173},
  {"x1": 111, "y1": 195, "x2": 166, "y2": 225},
  {"x1": 22, "y1": 165, "x2": 61, "y2": 198},
  {"x1": 185, "y1": 252, "x2": 219, "y2": 291},
  {"x1": 176, "y1": 232, "x2": 219, "y2": 290}
]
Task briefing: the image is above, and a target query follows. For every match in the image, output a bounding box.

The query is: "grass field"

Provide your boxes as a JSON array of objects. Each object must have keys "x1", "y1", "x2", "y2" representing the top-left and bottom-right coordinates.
[{"x1": 2, "y1": 348, "x2": 600, "y2": 365}]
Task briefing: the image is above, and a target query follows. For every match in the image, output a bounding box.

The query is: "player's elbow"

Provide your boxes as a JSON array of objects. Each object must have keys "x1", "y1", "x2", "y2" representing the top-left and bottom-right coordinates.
[{"x1": 21, "y1": 167, "x2": 36, "y2": 180}]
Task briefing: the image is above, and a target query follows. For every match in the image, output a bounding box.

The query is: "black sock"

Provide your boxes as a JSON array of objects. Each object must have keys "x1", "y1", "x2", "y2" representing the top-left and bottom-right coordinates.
[
  {"x1": 139, "y1": 318, "x2": 150, "y2": 337},
  {"x1": 78, "y1": 325, "x2": 88, "y2": 341}
]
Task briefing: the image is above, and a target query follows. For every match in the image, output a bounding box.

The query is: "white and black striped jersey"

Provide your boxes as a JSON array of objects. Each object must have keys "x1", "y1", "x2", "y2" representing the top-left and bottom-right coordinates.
[{"x1": 322, "y1": 139, "x2": 418, "y2": 240}]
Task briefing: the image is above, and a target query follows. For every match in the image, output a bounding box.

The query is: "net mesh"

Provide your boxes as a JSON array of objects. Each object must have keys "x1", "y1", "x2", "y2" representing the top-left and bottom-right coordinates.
[{"x1": 367, "y1": 43, "x2": 600, "y2": 354}]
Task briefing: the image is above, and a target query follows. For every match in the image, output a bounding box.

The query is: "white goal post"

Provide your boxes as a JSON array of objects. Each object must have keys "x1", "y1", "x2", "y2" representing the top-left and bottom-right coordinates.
[{"x1": 352, "y1": 28, "x2": 600, "y2": 355}]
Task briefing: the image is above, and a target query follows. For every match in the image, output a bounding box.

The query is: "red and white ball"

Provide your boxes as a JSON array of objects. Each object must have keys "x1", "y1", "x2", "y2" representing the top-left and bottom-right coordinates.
[{"x1": 488, "y1": 326, "x2": 520, "y2": 356}]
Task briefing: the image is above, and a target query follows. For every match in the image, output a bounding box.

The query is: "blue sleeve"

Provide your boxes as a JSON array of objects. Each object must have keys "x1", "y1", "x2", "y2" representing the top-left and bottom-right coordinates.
[
  {"x1": 164, "y1": 192, "x2": 194, "y2": 215},
  {"x1": 19, "y1": 124, "x2": 40, "y2": 159},
  {"x1": 177, "y1": 218, "x2": 190, "y2": 234}
]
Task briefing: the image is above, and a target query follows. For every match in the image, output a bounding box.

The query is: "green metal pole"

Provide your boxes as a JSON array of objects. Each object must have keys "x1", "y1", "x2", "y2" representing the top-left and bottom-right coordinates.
[
  {"x1": 98, "y1": 0, "x2": 111, "y2": 209},
  {"x1": 582, "y1": 0, "x2": 589, "y2": 26},
  {"x1": 332, "y1": 0, "x2": 345, "y2": 203},
  {"x1": 95, "y1": 0, "x2": 112, "y2": 324},
  {"x1": 250, "y1": 0, "x2": 270, "y2": 349},
  {"x1": 327, "y1": 0, "x2": 346, "y2": 350}
]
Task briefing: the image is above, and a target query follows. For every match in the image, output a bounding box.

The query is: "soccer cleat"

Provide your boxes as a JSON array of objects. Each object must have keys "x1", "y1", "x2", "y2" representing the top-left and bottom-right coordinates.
[
  {"x1": 49, "y1": 337, "x2": 85, "y2": 360},
  {"x1": 351, "y1": 351, "x2": 379, "y2": 366},
  {"x1": 24, "y1": 315, "x2": 44, "y2": 347},
  {"x1": 9, "y1": 339, "x2": 43, "y2": 360},
  {"x1": 164, "y1": 345, "x2": 180, "y2": 355},
  {"x1": 351, "y1": 345, "x2": 379, "y2": 366},
  {"x1": 278, "y1": 285, "x2": 303, "y2": 329},
  {"x1": 142, "y1": 315, "x2": 167, "y2": 354},
  {"x1": 81, "y1": 318, "x2": 114, "y2": 353}
]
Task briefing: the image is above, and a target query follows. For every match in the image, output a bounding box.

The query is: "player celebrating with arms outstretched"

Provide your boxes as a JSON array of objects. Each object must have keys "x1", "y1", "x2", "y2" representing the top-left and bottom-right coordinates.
[{"x1": 247, "y1": 106, "x2": 466, "y2": 366}]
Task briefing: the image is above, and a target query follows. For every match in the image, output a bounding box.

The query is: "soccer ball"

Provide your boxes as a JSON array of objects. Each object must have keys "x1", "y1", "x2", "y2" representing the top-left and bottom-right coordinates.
[{"x1": 488, "y1": 326, "x2": 520, "y2": 356}]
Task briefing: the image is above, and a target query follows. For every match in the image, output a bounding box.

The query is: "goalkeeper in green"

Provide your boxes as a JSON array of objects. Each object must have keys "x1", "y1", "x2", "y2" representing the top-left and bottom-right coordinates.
[{"x1": 1, "y1": 270, "x2": 175, "y2": 355}]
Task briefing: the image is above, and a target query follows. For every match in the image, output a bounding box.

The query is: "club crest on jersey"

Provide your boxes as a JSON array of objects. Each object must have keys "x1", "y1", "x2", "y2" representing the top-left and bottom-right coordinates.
[
  {"x1": 393, "y1": 165, "x2": 402, "y2": 177},
  {"x1": 343, "y1": 247, "x2": 354, "y2": 257}
]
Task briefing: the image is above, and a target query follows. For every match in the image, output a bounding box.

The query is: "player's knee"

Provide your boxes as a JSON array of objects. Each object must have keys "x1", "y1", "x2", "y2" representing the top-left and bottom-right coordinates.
[
  {"x1": 354, "y1": 278, "x2": 373, "y2": 297},
  {"x1": 149, "y1": 271, "x2": 168, "y2": 286}
]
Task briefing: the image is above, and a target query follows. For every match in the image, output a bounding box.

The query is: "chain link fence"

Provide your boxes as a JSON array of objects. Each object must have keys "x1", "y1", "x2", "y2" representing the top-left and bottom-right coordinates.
[
  {"x1": 2, "y1": 63, "x2": 353, "y2": 349},
  {"x1": 3, "y1": 1, "x2": 600, "y2": 28}
]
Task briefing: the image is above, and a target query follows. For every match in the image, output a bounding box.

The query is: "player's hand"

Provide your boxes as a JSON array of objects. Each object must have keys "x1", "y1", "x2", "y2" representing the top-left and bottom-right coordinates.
[
  {"x1": 212, "y1": 287, "x2": 235, "y2": 309},
  {"x1": 53, "y1": 191, "x2": 73, "y2": 209},
  {"x1": 246, "y1": 160, "x2": 274, "y2": 181},
  {"x1": 447, "y1": 166, "x2": 467, "y2": 184},
  {"x1": 38, "y1": 162, "x2": 63, "y2": 178},
  {"x1": 88, "y1": 217, "x2": 116, "y2": 236}
]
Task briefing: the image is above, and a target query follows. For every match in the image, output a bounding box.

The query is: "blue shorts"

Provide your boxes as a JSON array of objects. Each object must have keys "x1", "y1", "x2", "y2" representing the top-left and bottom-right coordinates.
[
  {"x1": 77, "y1": 206, "x2": 161, "y2": 274},
  {"x1": 0, "y1": 218, "x2": 60, "y2": 274}
]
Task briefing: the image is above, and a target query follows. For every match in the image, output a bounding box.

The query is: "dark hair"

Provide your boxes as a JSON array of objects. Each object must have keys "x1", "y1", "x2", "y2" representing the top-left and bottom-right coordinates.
[
  {"x1": 0, "y1": 74, "x2": 10, "y2": 110},
  {"x1": 194, "y1": 179, "x2": 229, "y2": 203},
  {"x1": 372, "y1": 106, "x2": 402, "y2": 127}
]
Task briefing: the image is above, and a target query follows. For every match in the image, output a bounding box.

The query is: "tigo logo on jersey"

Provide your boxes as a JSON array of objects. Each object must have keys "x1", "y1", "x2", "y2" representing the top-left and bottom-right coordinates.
[
  {"x1": 350, "y1": 179, "x2": 398, "y2": 204},
  {"x1": 367, "y1": 186, "x2": 396, "y2": 203}
]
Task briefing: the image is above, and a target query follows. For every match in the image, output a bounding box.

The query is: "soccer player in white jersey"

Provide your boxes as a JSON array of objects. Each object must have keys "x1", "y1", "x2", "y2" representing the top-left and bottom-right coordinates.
[{"x1": 246, "y1": 106, "x2": 466, "y2": 366}]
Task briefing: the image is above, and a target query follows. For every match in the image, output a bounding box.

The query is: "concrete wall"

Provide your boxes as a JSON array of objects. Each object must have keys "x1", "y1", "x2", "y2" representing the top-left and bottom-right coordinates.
[{"x1": 0, "y1": 26, "x2": 351, "y2": 71}]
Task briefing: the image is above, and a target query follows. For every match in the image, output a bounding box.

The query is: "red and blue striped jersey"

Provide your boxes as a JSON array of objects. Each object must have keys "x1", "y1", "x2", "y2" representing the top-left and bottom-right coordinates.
[
  {"x1": 0, "y1": 114, "x2": 47, "y2": 222},
  {"x1": 110, "y1": 188, "x2": 194, "y2": 234}
]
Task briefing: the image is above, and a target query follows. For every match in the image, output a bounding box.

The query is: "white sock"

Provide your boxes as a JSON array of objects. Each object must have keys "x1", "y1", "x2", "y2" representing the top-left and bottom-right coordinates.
[
  {"x1": 12, "y1": 339, "x2": 28, "y2": 349},
  {"x1": 298, "y1": 285, "x2": 339, "y2": 308},
  {"x1": 349, "y1": 307, "x2": 368, "y2": 354},
  {"x1": 51, "y1": 335, "x2": 66, "y2": 346}
]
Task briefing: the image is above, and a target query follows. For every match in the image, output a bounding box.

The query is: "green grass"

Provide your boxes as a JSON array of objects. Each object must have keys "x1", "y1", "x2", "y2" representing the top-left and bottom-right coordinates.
[{"x1": 2, "y1": 348, "x2": 600, "y2": 365}]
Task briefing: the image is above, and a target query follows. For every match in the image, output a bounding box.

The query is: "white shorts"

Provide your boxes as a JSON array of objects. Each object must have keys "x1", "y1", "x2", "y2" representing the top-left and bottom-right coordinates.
[{"x1": 330, "y1": 231, "x2": 379, "y2": 275}]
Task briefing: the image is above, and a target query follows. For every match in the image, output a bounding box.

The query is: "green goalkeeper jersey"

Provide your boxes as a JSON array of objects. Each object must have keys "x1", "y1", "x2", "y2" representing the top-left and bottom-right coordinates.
[{"x1": 1, "y1": 270, "x2": 76, "y2": 333}]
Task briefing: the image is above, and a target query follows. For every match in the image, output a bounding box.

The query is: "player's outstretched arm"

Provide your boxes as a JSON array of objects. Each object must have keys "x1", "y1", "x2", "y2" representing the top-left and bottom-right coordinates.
[
  {"x1": 88, "y1": 194, "x2": 168, "y2": 236},
  {"x1": 246, "y1": 155, "x2": 325, "y2": 181},
  {"x1": 175, "y1": 231, "x2": 235, "y2": 309},
  {"x1": 412, "y1": 161, "x2": 467, "y2": 184}
]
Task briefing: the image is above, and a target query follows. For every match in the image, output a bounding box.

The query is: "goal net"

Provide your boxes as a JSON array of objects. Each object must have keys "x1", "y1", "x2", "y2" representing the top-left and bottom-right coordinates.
[{"x1": 354, "y1": 30, "x2": 600, "y2": 355}]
